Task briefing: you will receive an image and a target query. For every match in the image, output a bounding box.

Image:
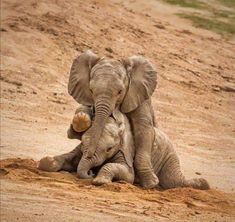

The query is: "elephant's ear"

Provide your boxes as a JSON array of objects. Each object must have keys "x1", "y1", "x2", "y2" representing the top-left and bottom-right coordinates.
[
  {"x1": 113, "y1": 109, "x2": 134, "y2": 167},
  {"x1": 68, "y1": 50, "x2": 100, "y2": 105},
  {"x1": 121, "y1": 56, "x2": 157, "y2": 113}
]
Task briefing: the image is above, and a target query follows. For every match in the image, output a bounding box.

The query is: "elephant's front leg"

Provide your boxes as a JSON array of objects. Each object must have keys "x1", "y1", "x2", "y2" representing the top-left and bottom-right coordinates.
[
  {"x1": 92, "y1": 163, "x2": 134, "y2": 185},
  {"x1": 127, "y1": 101, "x2": 158, "y2": 188},
  {"x1": 38, "y1": 145, "x2": 82, "y2": 172},
  {"x1": 133, "y1": 126, "x2": 157, "y2": 188}
]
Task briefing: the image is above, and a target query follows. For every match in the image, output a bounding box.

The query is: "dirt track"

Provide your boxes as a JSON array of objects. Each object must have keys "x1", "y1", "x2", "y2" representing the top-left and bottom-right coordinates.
[{"x1": 1, "y1": 0, "x2": 235, "y2": 221}]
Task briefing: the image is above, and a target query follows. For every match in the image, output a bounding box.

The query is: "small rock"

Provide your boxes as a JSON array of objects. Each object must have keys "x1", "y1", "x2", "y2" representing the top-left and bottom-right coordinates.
[
  {"x1": 195, "y1": 172, "x2": 201, "y2": 175},
  {"x1": 0, "y1": 168, "x2": 9, "y2": 176},
  {"x1": 142, "y1": 210, "x2": 150, "y2": 215},
  {"x1": 38, "y1": 26, "x2": 45, "y2": 32},
  {"x1": 189, "y1": 143, "x2": 195, "y2": 146},
  {"x1": 212, "y1": 86, "x2": 220, "y2": 92},
  {"x1": 105, "y1": 47, "x2": 113, "y2": 53},
  {"x1": 154, "y1": 24, "x2": 165, "y2": 29},
  {"x1": 204, "y1": 106, "x2": 209, "y2": 109},
  {"x1": 72, "y1": 207, "x2": 80, "y2": 211},
  {"x1": 181, "y1": 29, "x2": 192, "y2": 35},
  {"x1": 48, "y1": 28, "x2": 59, "y2": 36}
]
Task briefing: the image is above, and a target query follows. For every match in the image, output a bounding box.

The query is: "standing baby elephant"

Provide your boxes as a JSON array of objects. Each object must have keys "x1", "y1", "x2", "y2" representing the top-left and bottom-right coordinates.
[{"x1": 68, "y1": 50, "x2": 158, "y2": 188}]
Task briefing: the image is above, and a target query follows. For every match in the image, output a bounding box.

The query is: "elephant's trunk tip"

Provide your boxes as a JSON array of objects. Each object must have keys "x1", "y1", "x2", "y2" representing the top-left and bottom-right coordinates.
[{"x1": 77, "y1": 169, "x2": 93, "y2": 179}]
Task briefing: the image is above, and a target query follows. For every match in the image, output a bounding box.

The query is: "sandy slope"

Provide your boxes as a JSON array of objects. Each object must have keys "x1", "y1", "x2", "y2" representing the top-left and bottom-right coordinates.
[{"x1": 1, "y1": 0, "x2": 235, "y2": 221}]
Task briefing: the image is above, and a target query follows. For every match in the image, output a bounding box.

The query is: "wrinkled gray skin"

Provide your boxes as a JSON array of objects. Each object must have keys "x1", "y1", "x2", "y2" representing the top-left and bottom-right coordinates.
[
  {"x1": 67, "y1": 50, "x2": 157, "y2": 188},
  {"x1": 39, "y1": 108, "x2": 209, "y2": 190},
  {"x1": 39, "y1": 108, "x2": 135, "y2": 185}
]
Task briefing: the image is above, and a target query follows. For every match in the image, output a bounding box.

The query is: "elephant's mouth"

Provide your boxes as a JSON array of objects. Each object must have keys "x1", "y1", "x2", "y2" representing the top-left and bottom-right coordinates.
[{"x1": 90, "y1": 166, "x2": 102, "y2": 176}]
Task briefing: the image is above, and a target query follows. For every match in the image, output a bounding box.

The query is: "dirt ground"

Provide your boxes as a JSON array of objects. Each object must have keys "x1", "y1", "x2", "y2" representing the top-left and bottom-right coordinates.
[{"x1": 1, "y1": 0, "x2": 235, "y2": 221}]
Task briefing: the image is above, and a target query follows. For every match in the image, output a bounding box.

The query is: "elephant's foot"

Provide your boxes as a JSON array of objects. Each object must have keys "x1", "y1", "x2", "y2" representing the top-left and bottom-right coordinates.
[
  {"x1": 92, "y1": 176, "x2": 112, "y2": 186},
  {"x1": 189, "y1": 178, "x2": 210, "y2": 190},
  {"x1": 139, "y1": 173, "x2": 158, "y2": 189},
  {"x1": 38, "y1": 156, "x2": 64, "y2": 172},
  {"x1": 72, "y1": 112, "x2": 91, "y2": 133}
]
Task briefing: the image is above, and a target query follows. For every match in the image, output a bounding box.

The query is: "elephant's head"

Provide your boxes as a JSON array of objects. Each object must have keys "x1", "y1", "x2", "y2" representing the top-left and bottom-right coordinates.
[
  {"x1": 77, "y1": 110, "x2": 132, "y2": 179},
  {"x1": 68, "y1": 50, "x2": 157, "y2": 157}
]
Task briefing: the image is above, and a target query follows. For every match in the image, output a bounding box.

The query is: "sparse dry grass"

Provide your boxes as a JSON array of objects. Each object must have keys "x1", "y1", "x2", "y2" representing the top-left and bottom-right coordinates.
[{"x1": 162, "y1": 0, "x2": 235, "y2": 38}]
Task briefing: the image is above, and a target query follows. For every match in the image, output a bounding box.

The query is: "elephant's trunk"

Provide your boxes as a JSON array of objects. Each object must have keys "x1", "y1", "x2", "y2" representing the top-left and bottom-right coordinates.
[
  {"x1": 77, "y1": 152, "x2": 106, "y2": 179},
  {"x1": 77, "y1": 157, "x2": 93, "y2": 179},
  {"x1": 85, "y1": 96, "x2": 114, "y2": 158}
]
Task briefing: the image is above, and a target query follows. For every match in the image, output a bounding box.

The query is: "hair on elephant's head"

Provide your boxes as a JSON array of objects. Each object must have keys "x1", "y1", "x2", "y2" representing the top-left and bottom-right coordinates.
[
  {"x1": 77, "y1": 109, "x2": 133, "y2": 179},
  {"x1": 68, "y1": 50, "x2": 157, "y2": 157}
]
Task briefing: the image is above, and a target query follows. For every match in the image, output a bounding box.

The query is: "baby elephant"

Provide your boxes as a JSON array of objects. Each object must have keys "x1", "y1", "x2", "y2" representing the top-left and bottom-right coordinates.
[
  {"x1": 39, "y1": 108, "x2": 135, "y2": 185},
  {"x1": 39, "y1": 107, "x2": 209, "y2": 190}
]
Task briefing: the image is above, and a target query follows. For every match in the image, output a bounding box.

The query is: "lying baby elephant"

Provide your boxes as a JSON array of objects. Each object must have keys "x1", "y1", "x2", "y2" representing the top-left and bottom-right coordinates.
[
  {"x1": 39, "y1": 107, "x2": 209, "y2": 190},
  {"x1": 39, "y1": 108, "x2": 135, "y2": 185}
]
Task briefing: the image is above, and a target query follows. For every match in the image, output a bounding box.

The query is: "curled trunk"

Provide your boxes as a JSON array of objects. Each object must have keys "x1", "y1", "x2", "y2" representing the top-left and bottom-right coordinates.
[
  {"x1": 77, "y1": 157, "x2": 93, "y2": 179},
  {"x1": 77, "y1": 152, "x2": 106, "y2": 179},
  {"x1": 85, "y1": 97, "x2": 113, "y2": 158}
]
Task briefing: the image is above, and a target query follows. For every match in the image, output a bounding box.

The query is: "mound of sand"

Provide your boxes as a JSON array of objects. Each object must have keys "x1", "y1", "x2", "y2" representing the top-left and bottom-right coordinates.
[{"x1": 1, "y1": 158, "x2": 234, "y2": 221}]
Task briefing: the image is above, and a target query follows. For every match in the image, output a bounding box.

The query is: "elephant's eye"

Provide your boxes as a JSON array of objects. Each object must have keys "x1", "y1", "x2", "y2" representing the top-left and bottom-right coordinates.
[
  {"x1": 106, "y1": 147, "x2": 112, "y2": 152},
  {"x1": 118, "y1": 90, "x2": 122, "y2": 95},
  {"x1": 90, "y1": 89, "x2": 93, "y2": 94}
]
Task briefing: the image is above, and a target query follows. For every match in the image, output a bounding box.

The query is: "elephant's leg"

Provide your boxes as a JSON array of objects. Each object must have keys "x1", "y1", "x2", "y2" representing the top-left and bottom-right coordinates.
[
  {"x1": 127, "y1": 101, "x2": 158, "y2": 188},
  {"x1": 158, "y1": 154, "x2": 210, "y2": 190},
  {"x1": 92, "y1": 163, "x2": 134, "y2": 185},
  {"x1": 67, "y1": 105, "x2": 94, "y2": 139},
  {"x1": 67, "y1": 124, "x2": 83, "y2": 140},
  {"x1": 38, "y1": 145, "x2": 82, "y2": 172},
  {"x1": 133, "y1": 127, "x2": 157, "y2": 188}
]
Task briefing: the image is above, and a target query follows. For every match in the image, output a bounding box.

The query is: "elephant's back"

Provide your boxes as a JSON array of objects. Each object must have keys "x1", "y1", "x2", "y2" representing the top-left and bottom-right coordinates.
[{"x1": 154, "y1": 128, "x2": 173, "y2": 150}]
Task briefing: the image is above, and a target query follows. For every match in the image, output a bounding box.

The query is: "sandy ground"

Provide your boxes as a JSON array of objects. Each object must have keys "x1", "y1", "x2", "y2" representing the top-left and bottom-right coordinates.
[{"x1": 1, "y1": 0, "x2": 235, "y2": 221}]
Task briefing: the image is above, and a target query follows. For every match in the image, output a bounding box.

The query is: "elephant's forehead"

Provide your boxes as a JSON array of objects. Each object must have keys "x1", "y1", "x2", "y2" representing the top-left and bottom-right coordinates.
[
  {"x1": 91, "y1": 59, "x2": 126, "y2": 79},
  {"x1": 98, "y1": 121, "x2": 120, "y2": 146}
]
